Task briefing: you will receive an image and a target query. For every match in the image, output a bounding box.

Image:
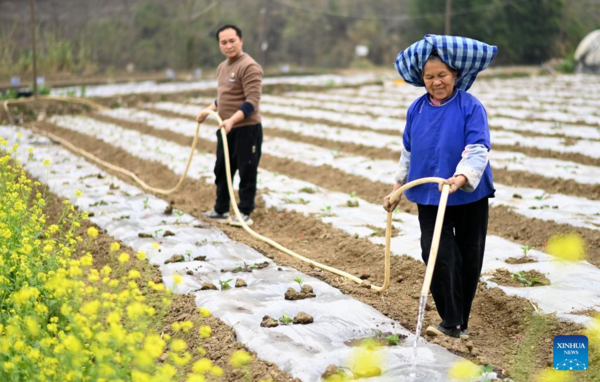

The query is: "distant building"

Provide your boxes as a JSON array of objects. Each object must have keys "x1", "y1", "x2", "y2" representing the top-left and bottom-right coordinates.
[{"x1": 575, "y1": 30, "x2": 600, "y2": 73}]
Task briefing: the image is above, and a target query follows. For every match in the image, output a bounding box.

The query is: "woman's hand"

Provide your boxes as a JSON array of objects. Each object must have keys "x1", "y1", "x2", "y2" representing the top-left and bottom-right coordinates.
[
  {"x1": 219, "y1": 118, "x2": 235, "y2": 134},
  {"x1": 439, "y1": 175, "x2": 467, "y2": 194},
  {"x1": 383, "y1": 182, "x2": 403, "y2": 212}
]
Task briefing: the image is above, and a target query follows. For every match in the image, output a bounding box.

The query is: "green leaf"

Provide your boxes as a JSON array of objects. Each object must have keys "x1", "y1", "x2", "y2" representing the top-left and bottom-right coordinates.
[{"x1": 386, "y1": 335, "x2": 400, "y2": 346}]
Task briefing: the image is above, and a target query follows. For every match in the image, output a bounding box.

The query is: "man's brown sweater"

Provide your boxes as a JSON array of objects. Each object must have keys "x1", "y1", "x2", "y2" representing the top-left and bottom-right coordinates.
[{"x1": 216, "y1": 53, "x2": 262, "y2": 128}]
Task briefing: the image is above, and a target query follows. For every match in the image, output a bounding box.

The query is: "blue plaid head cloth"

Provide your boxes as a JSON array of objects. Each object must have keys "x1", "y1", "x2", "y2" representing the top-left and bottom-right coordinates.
[{"x1": 394, "y1": 34, "x2": 497, "y2": 91}]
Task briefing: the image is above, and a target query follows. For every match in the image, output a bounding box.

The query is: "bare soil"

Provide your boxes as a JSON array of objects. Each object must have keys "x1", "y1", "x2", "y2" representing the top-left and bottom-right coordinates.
[{"x1": 489, "y1": 269, "x2": 551, "y2": 288}]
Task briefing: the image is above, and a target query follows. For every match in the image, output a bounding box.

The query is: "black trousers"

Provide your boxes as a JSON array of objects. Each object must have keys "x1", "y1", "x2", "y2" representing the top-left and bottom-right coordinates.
[
  {"x1": 418, "y1": 197, "x2": 488, "y2": 330},
  {"x1": 214, "y1": 124, "x2": 263, "y2": 215}
]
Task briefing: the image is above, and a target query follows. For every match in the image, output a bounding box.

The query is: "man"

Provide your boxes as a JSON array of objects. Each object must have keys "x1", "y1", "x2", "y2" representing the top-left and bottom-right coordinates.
[{"x1": 197, "y1": 25, "x2": 263, "y2": 227}]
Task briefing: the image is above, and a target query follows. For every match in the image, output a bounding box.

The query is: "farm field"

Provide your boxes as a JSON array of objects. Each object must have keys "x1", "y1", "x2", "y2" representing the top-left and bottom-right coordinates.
[{"x1": 3, "y1": 72, "x2": 600, "y2": 381}]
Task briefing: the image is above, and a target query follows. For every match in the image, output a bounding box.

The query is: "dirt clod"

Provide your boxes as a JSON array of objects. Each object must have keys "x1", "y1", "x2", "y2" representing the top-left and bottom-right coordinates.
[
  {"x1": 261, "y1": 315, "x2": 279, "y2": 328},
  {"x1": 164, "y1": 204, "x2": 173, "y2": 215},
  {"x1": 284, "y1": 285, "x2": 316, "y2": 300},
  {"x1": 293, "y1": 312, "x2": 313, "y2": 324},
  {"x1": 235, "y1": 278, "x2": 247, "y2": 288},
  {"x1": 322, "y1": 364, "x2": 341, "y2": 379},
  {"x1": 200, "y1": 282, "x2": 218, "y2": 291},
  {"x1": 163, "y1": 230, "x2": 176, "y2": 237},
  {"x1": 164, "y1": 254, "x2": 184, "y2": 264}
]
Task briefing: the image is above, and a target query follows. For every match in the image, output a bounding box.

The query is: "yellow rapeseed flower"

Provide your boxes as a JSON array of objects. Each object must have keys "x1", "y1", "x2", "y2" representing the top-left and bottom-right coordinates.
[
  {"x1": 136, "y1": 250, "x2": 147, "y2": 260},
  {"x1": 535, "y1": 368, "x2": 573, "y2": 382},
  {"x1": 101, "y1": 265, "x2": 112, "y2": 277},
  {"x1": 80, "y1": 253, "x2": 93, "y2": 267},
  {"x1": 24, "y1": 316, "x2": 40, "y2": 338},
  {"x1": 75, "y1": 189, "x2": 82, "y2": 197},
  {"x1": 171, "y1": 339, "x2": 187, "y2": 352},
  {"x1": 171, "y1": 322, "x2": 182, "y2": 332},
  {"x1": 192, "y1": 358, "x2": 213, "y2": 374},
  {"x1": 180, "y1": 321, "x2": 193, "y2": 333},
  {"x1": 152, "y1": 242, "x2": 160, "y2": 249},
  {"x1": 199, "y1": 325, "x2": 212, "y2": 338},
  {"x1": 447, "y1": 359, "x2": 480, "y2": 381},
  {"x1": 118, "y1": 252, "x2": 130, "y2": 263},
  {"x1": 348, "y1": 343, "x2": 383, "y2": 378},
  {"x1": 210, "y1": 366, "x2": 224, "y2": 376},
  {"x1": 230, "y1": 350, "x2": 252, "y2": 368},
  {"x1": 128, "y1": 270, "x2": 141, "y2": 279},
  {"x1": 186, "y1": 375, "x2": 207, "y2": 382},
  {"x1": 81, "y1": 300, "x2": 101, "y2": 317},
  {"x1": 143, "y1": 334, "x2": 166, "y2": 359},
  {"x1": 172, "y1": 352, "x2": 191, "y2": 366},
  {"x1": 42, "y1": 158, "x2": 51, "y2": 167},
  {"x1": 87, "y1": 227, "x2": 99, "y2": 238},
  {"x1": 546, "y1": 233, "x2": 586, "y2": 262},
  {"x1": 110, "y1": 242, "x2": 120, "y2": 252},
  {"x1": 106, "y1": 311, "x2": 121, "y2": 325},
  {"x1": 198, "y1": 307, "x2": 211, "y2": 317},
  {"x1": 173, "y1": 274, "x2": 182, "y2": 285}
]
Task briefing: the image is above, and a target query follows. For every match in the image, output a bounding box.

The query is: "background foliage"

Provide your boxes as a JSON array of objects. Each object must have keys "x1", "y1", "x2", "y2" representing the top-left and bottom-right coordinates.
[{"x1": 0, "y1": 0, "x2": 599, "y2": 78}]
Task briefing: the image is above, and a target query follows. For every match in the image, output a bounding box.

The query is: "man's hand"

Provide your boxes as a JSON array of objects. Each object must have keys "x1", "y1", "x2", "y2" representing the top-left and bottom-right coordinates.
[
  {"x1": 196, "y1": 109, "x2": 212, "y2": 123},
  {"x1": 219, "y1": 118, "x2": 235, "y2": 134},
  {"x1": 383, "y1": 182, "x2": 403, "y2": 212},
  {"x1": 439, "y1": 175, "x2": 467, "y2": 194}
]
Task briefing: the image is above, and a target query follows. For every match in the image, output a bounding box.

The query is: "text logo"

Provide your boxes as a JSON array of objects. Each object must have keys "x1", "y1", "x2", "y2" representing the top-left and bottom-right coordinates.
[{"x1": 554, "y1": 335, "x2": 588, "y2": 370}]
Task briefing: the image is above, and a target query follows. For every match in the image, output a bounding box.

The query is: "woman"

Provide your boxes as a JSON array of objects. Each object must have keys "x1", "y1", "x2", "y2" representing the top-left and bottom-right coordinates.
[{"x1": 383, "y1": 35, "x2": 497, "y2": 339}]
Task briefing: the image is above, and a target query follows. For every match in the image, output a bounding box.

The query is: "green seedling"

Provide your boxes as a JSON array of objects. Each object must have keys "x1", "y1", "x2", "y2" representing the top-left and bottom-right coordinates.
[
  {"x1": 119, "y1": 215, "x2": 130, "y2": 220},
  {"x1": 521, "y1": 245, "x2": 533, "y2": 258},
  {"x1": 372, "y1": 329, "x2": 383, "y2": 336},
  {"x1": 279, "y1": 313, "x2": 293, "y2": 325},
  {"x1": 385, "y1": 335, "x2": 400, "y2": 346},
  {"x1": 185, "y1": 249, "x2": 193, "y2": 261},
  {"x1": 174, "y1": 209, "x2": 184, "y2": 217},
  {"x1": 299, "y1": 187, "x2": 317, "y2": 194},
  {"x1": 282, "y1": 197, "x2": 309, "y2": 205},
  {"x1": 319, "y1": 205, "x2": 336, "y2": 217},
  {"x1": 479, "y1": 364, "x2": 495, "y2": 382},
  {"x1": 534, "y1": 193, "x2": 547, "y2": 201},
  {"x1": 153, "y1": 229, "x2": 164, "y2": 239},
  {"x1": 294, "y1": 277, "x2": 304, "y2": 289},
  {"x1": 142, "y1": 197, "x2": 150, "y2": 209},
  {"x1": 511, "y1": 271, "x2": 543, "y2": 287},
  {"x1": 346, "y1": 191, "x2": 359, "y2": 207},
  {"x1": 219, "y1": 279, "x2": 233, "y2": 290},
  {"x1": 235, "y1": 262, "x2": 259, "y2": 272}
]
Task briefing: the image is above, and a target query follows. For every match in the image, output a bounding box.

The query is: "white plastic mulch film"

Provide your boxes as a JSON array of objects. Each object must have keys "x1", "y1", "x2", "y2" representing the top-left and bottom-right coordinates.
[{"x1": 1, "y1": 126, "x2": 464, "y2": 381}]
